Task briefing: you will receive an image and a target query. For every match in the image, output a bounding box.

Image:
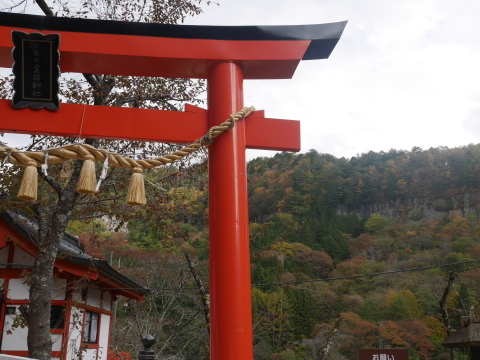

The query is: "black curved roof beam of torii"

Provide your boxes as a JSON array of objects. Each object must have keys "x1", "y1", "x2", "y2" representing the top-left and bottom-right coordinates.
[{"x1": 0, "y1": 11, "x2": 347, "y2": 79}]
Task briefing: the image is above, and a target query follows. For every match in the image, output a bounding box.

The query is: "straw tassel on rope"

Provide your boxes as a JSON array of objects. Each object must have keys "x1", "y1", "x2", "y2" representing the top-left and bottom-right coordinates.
[
  {"x1": 77, "y1": 154, "x2": 97, "y2": 194},
  {"x1": 126, "y1": 167, "x2": 146, "y2": 206},
  {"x1": 17, "y1": 160, "x2": 38, "y2": 201}
]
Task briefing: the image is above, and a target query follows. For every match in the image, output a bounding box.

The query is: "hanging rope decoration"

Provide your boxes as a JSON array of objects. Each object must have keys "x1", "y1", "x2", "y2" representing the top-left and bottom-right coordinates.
[{"x1": 0, "y1": 106, "x2": 256, "y2": 206}]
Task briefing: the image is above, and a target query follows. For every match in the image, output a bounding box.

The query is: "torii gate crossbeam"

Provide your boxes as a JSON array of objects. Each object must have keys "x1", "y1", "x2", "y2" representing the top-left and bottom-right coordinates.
[{"x1": 0, "y1": 12, "x2": 346, "y2": 360}]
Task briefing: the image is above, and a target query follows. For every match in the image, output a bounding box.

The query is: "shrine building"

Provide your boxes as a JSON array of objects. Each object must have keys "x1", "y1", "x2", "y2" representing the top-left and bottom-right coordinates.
[{"x1": 0, "y1": 211, "x2": 148, "y2": 360}]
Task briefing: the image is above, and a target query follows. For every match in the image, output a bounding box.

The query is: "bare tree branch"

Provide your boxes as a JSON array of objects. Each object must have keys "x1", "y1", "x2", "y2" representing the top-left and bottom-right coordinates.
[
  {"x1": 440, "y1": 272, "x2": 458, "y2": 360},
  {"x1": 25, "y1": 136, "x2": 48, "y2": 152},
  {"x1": 34, "y1": 0, "x2": 54, "y2": 16},
  {"x1": 71, "y1": 209, "x2": 129, "y2": 220},
  {"x1": 76, "y1": 194, "x2": 126, "y2": 205},
  {"x1": 112, "y1": 95, "x2": 183, "y2": 111},
  {"x1": 184, "y1": 252, "x2": 210, "y2": 338},
  {"x1": 317, "y1": 313, "x2": 344, "y2": 360},
  {"x1": 83, "y1": 73, "x2": 100, "y2": 88},
  {"x1": 37, "y1": 168, "x2": 62, "y2": 195},
  {"x1": 0, "y1": 0, "x2": 28, "y2": 12}
]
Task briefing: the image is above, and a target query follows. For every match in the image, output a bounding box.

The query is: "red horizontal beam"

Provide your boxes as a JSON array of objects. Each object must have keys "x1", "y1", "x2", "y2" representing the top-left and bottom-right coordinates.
[
  {"x1": 55, "y1": 259, "x2": 98, "y2": 280},
  {"x1": 0, "y1": 99, "x2": 207, "y2": 143},
  {"x1": 0, "y1": 268, "x2": 28, "y2": 278},
  {"x1": 0, "y1": 25, "x2": 309, "y2": 79},
  {"x1": 0, "y1": 99, "x2": 300, "y2": 151},
  {"x1": 246, "y1": 111, "x2": 301, "y2": 152}
]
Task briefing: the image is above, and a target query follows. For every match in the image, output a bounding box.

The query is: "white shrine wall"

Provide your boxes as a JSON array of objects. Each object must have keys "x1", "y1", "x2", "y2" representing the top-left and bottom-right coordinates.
[{"x1": 0, "y1": 242, "x2": 114, "y2": 360}]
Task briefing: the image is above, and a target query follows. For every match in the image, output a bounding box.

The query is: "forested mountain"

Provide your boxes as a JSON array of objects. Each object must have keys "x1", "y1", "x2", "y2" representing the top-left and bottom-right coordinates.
[{"x1": 71, "y1": 144, "x2": 480, "y2": 360}]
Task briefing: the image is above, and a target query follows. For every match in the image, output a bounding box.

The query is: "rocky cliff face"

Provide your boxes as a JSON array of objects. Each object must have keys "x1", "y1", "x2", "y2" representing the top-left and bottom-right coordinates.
[{"x1": 336, "y1": 192, "x2": 480, "y2": 221}]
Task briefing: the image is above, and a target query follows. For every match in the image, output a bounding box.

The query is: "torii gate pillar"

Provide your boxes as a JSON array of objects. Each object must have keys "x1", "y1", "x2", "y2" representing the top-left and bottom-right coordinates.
[
  {"x1": 208, "y1": 62, "x2": 252, "y2": 359},
  {"x1": 0, "y1": 12, "x2": 347, "y2": 360}
]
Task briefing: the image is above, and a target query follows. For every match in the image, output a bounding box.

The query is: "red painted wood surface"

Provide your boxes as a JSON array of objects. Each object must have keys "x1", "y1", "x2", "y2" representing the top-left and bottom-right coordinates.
[
  {"x1": 0, "y1": 99, "x2": 207, "y2": 144},
  {"x1": 207, "y1": 62, "x2": 253, "y2": 360},
  {"x1": 246, "y1": 112, "x2": 301, "y2": 151},
  {"x1": 0, "y1": 25, "x2": 309, "y2": 79},
  {"x1": 0, "y1": 99, "x2": 300, "y2": 151}
]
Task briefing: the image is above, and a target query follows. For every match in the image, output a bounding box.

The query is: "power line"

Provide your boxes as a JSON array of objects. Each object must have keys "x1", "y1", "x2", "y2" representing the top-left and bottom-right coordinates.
[
  {"x1": 253, "y1": 258, "x2": 480, "y2": 287},
  {"x1": 91, "y1": 258, "x2": 480, "y2": 292}
]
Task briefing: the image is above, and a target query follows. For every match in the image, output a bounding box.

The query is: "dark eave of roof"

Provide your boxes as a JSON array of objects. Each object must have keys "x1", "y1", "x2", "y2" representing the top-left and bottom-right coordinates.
[
  {"x1": 66, "y1": 256, "x2": 149, "y2": 295},
  {"x1": 0, "y1": 211, "x2": 149, "y2": 298},
  {"x1": 0, "y1": 11, "x2": 347, "y2": 61}
]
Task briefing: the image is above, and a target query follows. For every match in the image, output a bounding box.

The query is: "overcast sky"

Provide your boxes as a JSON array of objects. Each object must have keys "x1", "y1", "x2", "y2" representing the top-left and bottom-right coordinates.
[
  {"x1": 185, "y1": 0, "x2": 480, "y2": 160},
  {"x1": 2, "y1": 0, "x2": 480, "y2": 161}
]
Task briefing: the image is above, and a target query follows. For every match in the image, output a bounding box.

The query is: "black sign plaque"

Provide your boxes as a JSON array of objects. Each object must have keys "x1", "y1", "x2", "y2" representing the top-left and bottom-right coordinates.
[{"x1": 12, "y1": 31, "x2": 60, "y2": 110}]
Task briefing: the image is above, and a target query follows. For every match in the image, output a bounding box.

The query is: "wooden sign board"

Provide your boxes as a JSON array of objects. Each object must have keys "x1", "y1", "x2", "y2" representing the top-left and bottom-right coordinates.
[
  {"x1": 359, "y1": 349, "x2": 408, "y2": 360},
  {"x1": 12, "y1": 31, "x2": 60, "y2": 110}
]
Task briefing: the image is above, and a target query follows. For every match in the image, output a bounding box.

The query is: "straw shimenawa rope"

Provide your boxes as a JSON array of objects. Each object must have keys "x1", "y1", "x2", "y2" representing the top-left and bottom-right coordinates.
[{"x1": 0, "y1": 106, "x2": 256, "y2": 205}]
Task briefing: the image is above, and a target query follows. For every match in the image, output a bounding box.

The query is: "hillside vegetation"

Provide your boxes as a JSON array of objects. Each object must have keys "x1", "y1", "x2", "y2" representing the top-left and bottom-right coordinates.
[{"x1": 71, "y1": 144, "x2": 480, "y2": 360}]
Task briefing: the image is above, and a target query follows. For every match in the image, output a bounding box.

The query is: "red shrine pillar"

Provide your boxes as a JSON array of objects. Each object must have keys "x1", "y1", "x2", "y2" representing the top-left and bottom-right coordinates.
[{"x1": 207, "y1": 61, "x2": 253, "y2": 360}]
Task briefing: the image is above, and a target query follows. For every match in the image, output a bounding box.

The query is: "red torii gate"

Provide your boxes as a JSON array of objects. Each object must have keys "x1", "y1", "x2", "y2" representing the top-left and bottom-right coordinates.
[{"x1": 0, "y1": 12, "x2": 346, "y2": 360}]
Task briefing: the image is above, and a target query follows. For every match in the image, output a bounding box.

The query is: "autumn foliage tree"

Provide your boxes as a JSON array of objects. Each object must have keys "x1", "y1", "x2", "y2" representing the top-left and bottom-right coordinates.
[
  {"x1": 339, "y1": 312, "x2": 378, "y2": 358},
  {"x1": 243, "y1": 147, "x2": 480, "y2": 358}
]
